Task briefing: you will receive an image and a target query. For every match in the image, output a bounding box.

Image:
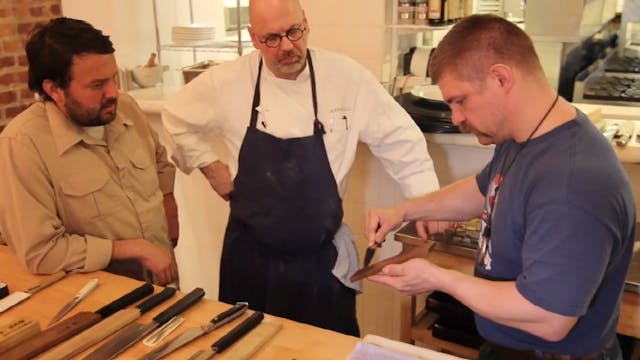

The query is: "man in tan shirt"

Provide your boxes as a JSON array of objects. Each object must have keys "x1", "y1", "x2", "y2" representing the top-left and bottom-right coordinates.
[{"x1": 0, "y1": 17, "x2": 178, "y2": 285}]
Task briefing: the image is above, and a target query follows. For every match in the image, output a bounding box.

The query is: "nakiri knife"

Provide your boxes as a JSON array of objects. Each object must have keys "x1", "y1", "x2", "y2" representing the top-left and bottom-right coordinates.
[
  {"x1": 48, "y1": 278, "x2": 99, "y2": 326},
  {"x1": 0, "y1": 282, "x2": 154, "y2": 360},
  {"x1": 39, "y1": 286, "x2": 177, "y2": 360},
  {"x1": 140, "y1": 302, "x2": 249, "y2": 360},
  {"x1": 0, "y1": 271, "x2": 66, "y2": 313},
  {"x1": 83, "y1": 287, "x2": 206, "y2": 360},
  {"x1": 187, "y1": 311, "x2": 265, "y2": 360}
]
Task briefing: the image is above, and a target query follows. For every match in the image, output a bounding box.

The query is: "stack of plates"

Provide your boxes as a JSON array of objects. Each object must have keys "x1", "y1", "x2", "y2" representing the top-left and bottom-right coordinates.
[{"x1": 171, "y1": 24, "x2": 215, "y2": 46}]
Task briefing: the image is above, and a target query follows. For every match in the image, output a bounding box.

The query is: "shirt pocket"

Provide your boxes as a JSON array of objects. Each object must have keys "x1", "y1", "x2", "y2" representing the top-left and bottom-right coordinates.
[
  {"x1": 60, "y1": 168, "x2": 112, "y2": 219},
  {"x1": 128, "y1": 149, "x2": 160, "y2": 199}
]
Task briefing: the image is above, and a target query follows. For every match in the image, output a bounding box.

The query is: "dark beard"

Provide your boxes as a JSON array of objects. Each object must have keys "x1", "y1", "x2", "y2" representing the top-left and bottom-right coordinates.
[{"x1": 66, "y1": 97, "x2": 118, "y2": 127}]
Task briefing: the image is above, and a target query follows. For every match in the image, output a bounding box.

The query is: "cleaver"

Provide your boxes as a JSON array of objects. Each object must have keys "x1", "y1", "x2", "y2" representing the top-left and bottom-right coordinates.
[
  {"x1": 0, "y1": 271, "x2": 66, "y2": 313},
  {"x1": 350, "y1": 243, "x2": 435, "y2": 282}
]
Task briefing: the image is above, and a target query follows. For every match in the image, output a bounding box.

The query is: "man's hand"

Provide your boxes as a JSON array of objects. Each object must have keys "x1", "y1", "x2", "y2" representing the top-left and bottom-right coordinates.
[
  {"x1": 368, "y1": 257, "x2": 442, "y2": 295},
  {"x1": 365, "y1": 206, "x2": 405, "y2": 248},
  {"x1": 200, "y1": 161, "x2": 233, "y2": 201},
  {"x1": 112, "y1": 239, "x2": 179, "y2": 286},
  {"x1": 163, "y1": 193, "x2": 179, "y2": 247}
]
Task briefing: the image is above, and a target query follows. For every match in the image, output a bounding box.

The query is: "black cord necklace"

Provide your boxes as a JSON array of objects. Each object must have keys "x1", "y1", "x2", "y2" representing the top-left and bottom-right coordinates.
[{"x1": 499, "y1": 93, "x2": 560, "y2": 177}]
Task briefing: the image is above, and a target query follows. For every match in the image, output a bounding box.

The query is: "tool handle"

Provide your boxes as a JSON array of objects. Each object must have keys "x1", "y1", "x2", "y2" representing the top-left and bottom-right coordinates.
[
  {"x1": 153, "y1": 287, "x2": 205, "y2": 325},
  {"x1": 208, "y1": 302, "x2": 248, "y2": 325},
  {"x1": 95, "y1": 283, "x2": 154, "y2": 319},
  {"x1": 137, "y1": 286, "x2": 177, "y2": 314},
  {"x1": 0, "y1": 312, "x2": 99, "y2": 360},
  {"x1": 26, "y1": 271, "x2": 66, "y2": 294},
  {"x1": 211, "y1": 311, "x2": 264, "y2": 353},
  {"x1": 77, "y1": 278, "x2": 99, "y2": 300}
]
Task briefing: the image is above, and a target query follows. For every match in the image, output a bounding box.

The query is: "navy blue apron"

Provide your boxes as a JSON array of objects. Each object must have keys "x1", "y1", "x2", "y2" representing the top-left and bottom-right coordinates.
[{"x1": 219, "y1": 52, "x2": 359, "y2": 336}]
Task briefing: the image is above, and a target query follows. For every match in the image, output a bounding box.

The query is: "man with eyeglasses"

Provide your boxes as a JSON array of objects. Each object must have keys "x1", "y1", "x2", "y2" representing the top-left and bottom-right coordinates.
[{"x1": 162, "y1": 0, "x2": 439, "y2": 336}]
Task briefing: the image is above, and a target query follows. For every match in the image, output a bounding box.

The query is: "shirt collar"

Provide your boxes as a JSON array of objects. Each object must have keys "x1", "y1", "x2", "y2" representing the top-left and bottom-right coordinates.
[{"x1": 47, "y1": 97, "x2": 134, "y2": 155}]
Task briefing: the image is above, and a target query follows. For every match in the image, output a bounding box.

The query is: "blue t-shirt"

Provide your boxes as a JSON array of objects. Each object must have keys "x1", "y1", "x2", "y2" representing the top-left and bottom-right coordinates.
[{"x1": 474, "y1": 110, "x2": 635, "y2": 355}]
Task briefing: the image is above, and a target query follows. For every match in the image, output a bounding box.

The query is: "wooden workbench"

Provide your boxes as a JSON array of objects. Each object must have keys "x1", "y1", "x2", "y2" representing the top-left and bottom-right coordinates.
[{"x1": 0, "y1": 245, "x2": 359, "y2": 359}]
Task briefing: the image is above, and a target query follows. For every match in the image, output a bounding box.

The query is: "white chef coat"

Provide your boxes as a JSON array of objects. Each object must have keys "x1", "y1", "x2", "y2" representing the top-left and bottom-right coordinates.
[{"x1": 162, "y1": 48, "x2": 439, "y2": 289}]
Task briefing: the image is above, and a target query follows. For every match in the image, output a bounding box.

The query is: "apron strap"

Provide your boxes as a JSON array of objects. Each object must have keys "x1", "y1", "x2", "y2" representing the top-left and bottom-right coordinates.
[{"x1": 249, "y1": 51, "x2": 325, "y2": 135}]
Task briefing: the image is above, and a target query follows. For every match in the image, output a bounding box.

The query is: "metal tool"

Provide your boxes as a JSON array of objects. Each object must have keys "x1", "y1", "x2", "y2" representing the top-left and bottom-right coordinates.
[
  {"x1": 0, "y1": 271, "x2": 66, "y2": 313},
  {"x1": 363, "y1": 247, "x2": 376, "y2": 268},
  {"x1": 142, "y1": 315, "x2": 184, "y2": 347},
  {"x1": 40, "y1": 286, "x2": 176, "y2": 360},
  {"x1": 1, "y1": 282, "x2": 154, "y2": 360},
  {"x1": 187, "y1": 311, "x2": 265, "y2": 360},
  {"x1": 48, "y1": 278, "x2": 99, "y2": 326},
  {"x1": 83, "y1": 287, "x2": 206, "y2": 360},
  {"x1": 140, "y1": 302, "x2": 249, "y2": 360}
]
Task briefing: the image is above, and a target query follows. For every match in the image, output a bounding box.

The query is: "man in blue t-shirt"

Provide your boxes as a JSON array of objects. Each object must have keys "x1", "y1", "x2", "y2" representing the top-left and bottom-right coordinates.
[{"x1": 365, "y1": 14, "x2": 635, "y2": 359}]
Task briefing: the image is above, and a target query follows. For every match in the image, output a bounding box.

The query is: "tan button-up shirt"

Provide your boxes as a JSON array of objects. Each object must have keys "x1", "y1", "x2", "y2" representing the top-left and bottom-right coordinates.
[{"x1": 0, "y1": 93, "x2": 175, "y2": 279}]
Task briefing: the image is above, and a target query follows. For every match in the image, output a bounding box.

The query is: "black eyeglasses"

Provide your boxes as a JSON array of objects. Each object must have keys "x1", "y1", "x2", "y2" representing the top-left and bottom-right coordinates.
[{"x1": 259, "y1": 26, "x2": 306, "y2": 48}]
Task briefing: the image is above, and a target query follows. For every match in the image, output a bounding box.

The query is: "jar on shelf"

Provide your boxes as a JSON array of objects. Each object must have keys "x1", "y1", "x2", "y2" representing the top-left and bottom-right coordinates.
[
  {"x1": 414, "y1": 0, "x2": 428, "y2": 25},
  {"x1": 398, "y1": 0, "x2": 415, "y2": 25}
]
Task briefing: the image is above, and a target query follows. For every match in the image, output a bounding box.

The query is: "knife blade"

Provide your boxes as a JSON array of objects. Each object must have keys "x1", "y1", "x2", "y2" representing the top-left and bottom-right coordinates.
[
  {"x1": 363, "y1": 247, "x2": 376, "y2": 268},
  {"x1": 83, "y1": 287, "x2": 206, "y2": 360},
  {"x1": 0, "y1": 282, "x2": 154, "y2": 360},
  {"x1": 0, "y1": 271, "x2": 66, "y2": 313},
  {"x1": 48, "y1": 278, "x2": 99, "y2": 326},
  {"x1": 140, "y1": 302, "x2": 249, "y2": 360},
  {"x1": 187, "y1": 311, "x2": 265, "y2": 360},
  {"x1": 39, "y1": 286, "x2": 177, "y2": 360}
]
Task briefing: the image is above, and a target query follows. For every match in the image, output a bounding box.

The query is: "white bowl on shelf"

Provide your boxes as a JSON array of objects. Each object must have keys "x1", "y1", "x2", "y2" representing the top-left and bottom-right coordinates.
[{"x1": 131, "y1": 65, "x2": 168, "y2": 88}]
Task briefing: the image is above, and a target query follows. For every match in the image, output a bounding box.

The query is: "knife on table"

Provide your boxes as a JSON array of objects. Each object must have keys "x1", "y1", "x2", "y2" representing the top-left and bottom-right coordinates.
[
  {"x1": 39, "y1": 286, "x2": 177, "y2": 360},
  {"x1": 84, "y1": 287, "x2": 206, "y2": 360},
  {"x1": 48, "y1": 278, "x2": 99, "y2": 326},
  {"x1": 0, "y1": 271, "x2": 66, "y2": 313},
  {"x1": 0, "y1": 282, "x2": 154, "y2": 360},
  {"x1": 187, "y1": 311, "x2": 265, "y2": 360},
  {"x1": 140, "y1": 301, "x2": 249, "y2": 360}
]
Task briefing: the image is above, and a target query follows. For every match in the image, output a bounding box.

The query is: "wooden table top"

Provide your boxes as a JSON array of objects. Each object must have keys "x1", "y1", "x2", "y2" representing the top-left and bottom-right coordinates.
[{"x1": 0, "y1": 245, "x2": 359, "y2": 359}]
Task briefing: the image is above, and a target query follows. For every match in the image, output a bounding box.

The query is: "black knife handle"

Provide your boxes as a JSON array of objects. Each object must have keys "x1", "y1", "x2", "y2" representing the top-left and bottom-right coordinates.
[
  {"x1": 153, "y1": 287, "x2": 205, "y2": 325},
  {"x1": 211, "y1": 311, "x2": 264, "y2": 353},
  {"x1": 208, "y1": 302, "x2": 248, "y2": 324},
  {"x1": 95, "y1": 283, "x2": 154, "y2": 318},
  {"x1": 137, "y1": 286, "x2": 177, "y2": 314}
]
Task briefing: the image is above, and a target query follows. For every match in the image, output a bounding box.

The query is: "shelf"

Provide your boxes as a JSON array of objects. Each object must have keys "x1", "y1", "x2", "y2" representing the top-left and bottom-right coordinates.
[
  {"x1": 412, "y1": 311, "x2": 480, "y2": 359},
  {"x1": 162, "y1": 42, "x2": 253, "y2": 52}
]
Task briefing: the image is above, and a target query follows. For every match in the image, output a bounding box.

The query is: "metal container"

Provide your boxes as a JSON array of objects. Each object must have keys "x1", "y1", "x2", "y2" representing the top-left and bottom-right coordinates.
[{"x1": 181, "y1": 60, "x2": 219, "y2": 84}]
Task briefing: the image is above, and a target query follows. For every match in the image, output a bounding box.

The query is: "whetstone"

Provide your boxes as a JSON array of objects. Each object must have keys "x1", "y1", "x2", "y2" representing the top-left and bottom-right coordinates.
[
  {"x1": 0, "y1": 318, "x2": 41, "y2": 353},
  {"x1": 224, "y1": 321, "x2": 282, "y2": 360}
]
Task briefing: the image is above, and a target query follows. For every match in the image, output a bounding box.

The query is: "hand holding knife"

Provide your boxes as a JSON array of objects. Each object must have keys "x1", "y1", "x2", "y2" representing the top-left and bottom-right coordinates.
[
  {"x1": 48, "y1": 278, "x2": 99, "y2": 326},
  {"x1": 140, "y1": 302, "x2": 249, "y2": 360}
]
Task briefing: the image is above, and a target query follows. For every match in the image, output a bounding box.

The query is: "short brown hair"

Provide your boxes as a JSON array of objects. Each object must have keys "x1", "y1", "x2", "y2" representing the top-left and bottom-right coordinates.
[{"x1": 429, "y1": 14, "x2": 542, "y2": 84}]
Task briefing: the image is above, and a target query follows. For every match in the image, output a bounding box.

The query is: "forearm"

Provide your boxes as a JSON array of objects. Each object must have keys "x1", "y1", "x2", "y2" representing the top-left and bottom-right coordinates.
[
  {"x1": 399, "y1": 176, "x2": 485, "y2": 222},
  {"x1": 437, "y1": 268, "x2": 577, "y2": 341}
]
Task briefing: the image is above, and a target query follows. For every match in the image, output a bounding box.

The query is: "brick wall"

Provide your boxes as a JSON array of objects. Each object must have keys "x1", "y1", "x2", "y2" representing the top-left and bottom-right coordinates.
[{"x1": 0, "y1": 1, "x2": 61, "y2": 128}]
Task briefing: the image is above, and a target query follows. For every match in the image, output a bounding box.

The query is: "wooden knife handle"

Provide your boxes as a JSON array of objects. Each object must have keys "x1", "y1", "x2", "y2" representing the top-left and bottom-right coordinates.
[
  {"x1": 0, "y1": 318, "x2": 40, "y2": 353},
  {"x1": 0, "y1": 312, "x2": 99, "y2": 360},
  {"x1": 25, "y1": 271, "x2": 66, "y2": 294},
  {"x1": 40, "y1": 309, "x2": 141, "y2": 360}
]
